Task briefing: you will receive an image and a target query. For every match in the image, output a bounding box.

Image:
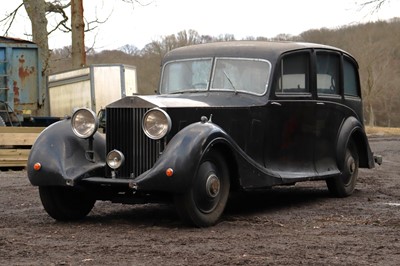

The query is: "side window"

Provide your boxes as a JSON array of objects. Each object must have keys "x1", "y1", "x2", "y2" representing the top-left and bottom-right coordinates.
[
  {"x1": 275, "y1": 52, "x2": 310, "y2": 94},
  {"x1": 343, "y1": 58, "x2": 360, "y2": 97},
  {"x1": 316, "y1": 52, "x2": 340, "y2": 95}
]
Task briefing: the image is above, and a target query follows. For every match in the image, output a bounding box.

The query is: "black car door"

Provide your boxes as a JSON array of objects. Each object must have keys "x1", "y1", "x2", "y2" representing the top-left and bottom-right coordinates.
[
  {"x1": 314, "y1": 51, "x2": 344, "y2": 176},
  {"x1": 314, "y1": 52, "x2": 363, "y2": 177},
  {"x1": 264, "y1": 51, "x2": 317, "y2": 178}
]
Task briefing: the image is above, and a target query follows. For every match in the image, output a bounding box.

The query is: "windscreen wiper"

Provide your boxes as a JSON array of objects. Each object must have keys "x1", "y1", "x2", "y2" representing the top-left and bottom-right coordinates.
[{"x1": 223, "y1": 70, "x2": 237, "y2": 94}]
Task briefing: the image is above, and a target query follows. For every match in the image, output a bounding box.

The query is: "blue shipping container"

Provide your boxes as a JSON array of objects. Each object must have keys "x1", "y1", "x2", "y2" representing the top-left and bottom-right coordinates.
[{"x1": 0, "y1": 37, "x2": 43, "y2": 121}]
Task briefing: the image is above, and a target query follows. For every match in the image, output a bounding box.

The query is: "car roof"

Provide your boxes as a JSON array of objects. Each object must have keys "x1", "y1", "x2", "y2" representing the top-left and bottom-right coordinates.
[{"x1": 162, "y1": 41, "x2": 353, "y2": 63}]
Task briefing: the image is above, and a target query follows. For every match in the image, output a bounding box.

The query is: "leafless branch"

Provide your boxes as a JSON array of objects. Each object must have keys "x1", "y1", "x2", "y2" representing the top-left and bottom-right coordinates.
[
  {"x1": 121, "y1": 0, "x2": 153, "y2": 7},
  {"x1": 0, "y1": 3, "x2": 24, "y2": 36},
  {"x1": 358, "y1": 0, "x2": 390, "y2": 13},
  {"x1": 85, "y1": 31, "x2": 98, "y2": 54},
  {"x1": 84, "y1": 13, "x2": 110, "y2": 32},
  {"x1": 46, "y1": 1, "x2": 71, "y2": 34}
]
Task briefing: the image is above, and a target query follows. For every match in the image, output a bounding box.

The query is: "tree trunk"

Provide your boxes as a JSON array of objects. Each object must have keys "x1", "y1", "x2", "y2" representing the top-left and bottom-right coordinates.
[
  {"x1": 368, "y1": 103, "x2": 375, "y2": 126},
  {"x1": 71, "y1": 0, "x2": 86, "y2": 68},
  {"x1": 22, "y1": 0, "x2": 49, "y2": 115},
  {"x1": 23, "y1": 0, "x2": 49, "y2": 75}
]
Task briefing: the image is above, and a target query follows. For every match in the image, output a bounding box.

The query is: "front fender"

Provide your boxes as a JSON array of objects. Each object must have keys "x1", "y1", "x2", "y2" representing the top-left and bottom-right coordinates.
[
  {"x1": 27, "y1": 119, "x2": 106, "y2": 186},
  {"x1": 132, "y1": 121, "x2": 229, "y2": 193}
]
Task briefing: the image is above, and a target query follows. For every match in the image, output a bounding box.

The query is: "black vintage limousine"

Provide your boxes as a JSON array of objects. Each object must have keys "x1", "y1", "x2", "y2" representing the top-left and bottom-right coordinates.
[{"x1": 28, "y1": 41, "x2": 381, "y2": 227}]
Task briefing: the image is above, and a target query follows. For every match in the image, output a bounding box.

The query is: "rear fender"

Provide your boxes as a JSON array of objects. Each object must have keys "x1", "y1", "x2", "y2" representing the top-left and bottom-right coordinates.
[
  {"x1": 336, "y1": 117, "x2": 375, "y2": 170},
  {"x1": 27, "y1": 119, "x2": 106, "y2": 186}
]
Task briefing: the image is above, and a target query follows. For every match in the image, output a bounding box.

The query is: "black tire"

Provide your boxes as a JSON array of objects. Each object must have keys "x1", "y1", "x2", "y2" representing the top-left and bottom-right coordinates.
[
  {"x1": 326, "y1": 140, "x2": 359, "y2": 197},
  {"x1": 174, "y1": 150, "x2": 230, "y2": 227},
  {"x1": 39, "y1": 186, "x2": 95, "y2": 221}
]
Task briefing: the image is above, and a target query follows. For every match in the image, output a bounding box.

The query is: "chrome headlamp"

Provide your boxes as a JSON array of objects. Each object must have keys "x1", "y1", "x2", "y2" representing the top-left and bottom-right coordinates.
[
  {"x1": 142, "y1": 108, "x2": 172, "y2": 140},
  {"x1": 71, "y1": 108, "x2": 99, "y2": 139},
  {"x1": 106, "y1": 149, "x2": 125, "y2": 169}
]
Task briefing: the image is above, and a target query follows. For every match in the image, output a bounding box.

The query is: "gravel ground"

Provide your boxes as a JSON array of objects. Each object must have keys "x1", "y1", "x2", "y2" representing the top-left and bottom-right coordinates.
[{"x1": 0, "y1": 135, "x2": 399, "y2": 265}]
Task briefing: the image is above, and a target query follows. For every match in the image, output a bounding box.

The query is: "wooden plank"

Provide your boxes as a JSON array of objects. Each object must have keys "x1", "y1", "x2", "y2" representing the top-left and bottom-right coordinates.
[
  {"x1": 0, "y1": 132, "x2": 41, "y2": 146},
  {"x1": 0, "y1": 127, "x2": 44, "y2": 167},
  {"x1": 0, "y1": 161, "x2": 27, "y2": 167},
  {"x1": 0, "y1": 127, "x2": 44, "y2": 146},
  {"x1": 0, "y1": 127, "x2": 45, "y2": 133},
  {"x1": 0, "y1": 149, "x2": 31, "y2": 158},
  {"x1": 0, "y1": 149, "x2": 30, "y2": 167}
]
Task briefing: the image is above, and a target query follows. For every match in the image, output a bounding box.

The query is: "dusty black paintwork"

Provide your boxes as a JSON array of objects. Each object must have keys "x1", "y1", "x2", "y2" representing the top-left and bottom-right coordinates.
[{"x1": 27, "y1": 41, "x2": 378, "y2": 226}]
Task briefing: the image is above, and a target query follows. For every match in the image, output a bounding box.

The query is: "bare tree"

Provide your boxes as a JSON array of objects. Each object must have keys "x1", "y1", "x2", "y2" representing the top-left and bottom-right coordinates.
[
  {"x1": 176, "y1": 29, "x2": 201, "y2": 46},
  {"x1": 119, "y1": 44, "x2": 140, "y2": 55},
  {"x1": 2, "y1": 1, "x2": 113, "y2": 70},
  {"x1": 2, "y1": 1, "x2": 73, "y2": 74}
]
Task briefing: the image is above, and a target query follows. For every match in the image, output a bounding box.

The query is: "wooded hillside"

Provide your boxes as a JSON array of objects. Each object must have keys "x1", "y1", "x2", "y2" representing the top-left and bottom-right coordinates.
[{"x1": 49, "y1": 18, "x2": 400, "y2": 127}]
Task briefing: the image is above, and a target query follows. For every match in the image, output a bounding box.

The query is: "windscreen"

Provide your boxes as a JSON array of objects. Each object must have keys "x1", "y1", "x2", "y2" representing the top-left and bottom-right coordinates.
[
  {"x1": 211, "y1": 58, "x2": 270, "y2": 95},
  {"x1": 160, "y1": 58, "x2": 212, "y2": 94},
  {"x1": 160, "y1": 57, "x2": 271, "y2": 95}
]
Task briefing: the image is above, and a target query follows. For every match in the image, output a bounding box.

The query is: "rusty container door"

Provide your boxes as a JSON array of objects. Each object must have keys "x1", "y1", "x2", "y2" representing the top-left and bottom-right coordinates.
[
  {"x1": 0, "y1": 48, "x2": 7, "y2": 103},
  {"x1": 10, "y1": 47, "x2": 41, "y2": 116}
]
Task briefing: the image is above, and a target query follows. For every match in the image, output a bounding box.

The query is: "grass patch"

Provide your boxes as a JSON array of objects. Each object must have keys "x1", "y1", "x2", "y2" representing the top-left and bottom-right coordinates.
[{"x1": 365, "y1": 126, "x2": 400, "y2": 136}]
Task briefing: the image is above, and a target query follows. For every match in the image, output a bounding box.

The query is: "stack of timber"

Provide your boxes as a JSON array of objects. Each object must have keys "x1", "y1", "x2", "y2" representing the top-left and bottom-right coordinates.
[{"x1": 0, "y1": 127, "x2": 44, "y2": 168}]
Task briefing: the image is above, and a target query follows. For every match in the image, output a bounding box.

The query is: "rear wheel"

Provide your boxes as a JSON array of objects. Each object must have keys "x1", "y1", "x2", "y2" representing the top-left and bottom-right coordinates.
[
  {"x1": 174, "y1": 150, "x2": 230, "y2": 227},
  {"x1": 39, "y1": 186, "x2": 95, "y2": 221},
  {"x1": 327, "y1": 140, "x2": 359, "y2": 197}
]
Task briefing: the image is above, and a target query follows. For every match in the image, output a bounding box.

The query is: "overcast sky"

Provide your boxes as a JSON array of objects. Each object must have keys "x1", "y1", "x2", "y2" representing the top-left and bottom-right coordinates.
[{"x1": 1, "y1": 0, "x2": 399, "y2": 51}]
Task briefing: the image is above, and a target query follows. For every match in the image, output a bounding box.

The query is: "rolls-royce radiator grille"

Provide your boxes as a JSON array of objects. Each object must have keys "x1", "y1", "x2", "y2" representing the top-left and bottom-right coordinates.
[{"x1": 106, "y1": 107, "x2": 162, "y2": 178}]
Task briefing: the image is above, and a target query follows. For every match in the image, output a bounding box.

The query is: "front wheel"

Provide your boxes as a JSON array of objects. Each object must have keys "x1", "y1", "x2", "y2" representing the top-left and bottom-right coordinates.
[
  {"x1": 326, "y1": 140, "x2": 359, "y2": 197},
  {"x1": 174, "y1": 150, "x2": 230, "y2": 227},
  {"x1": 39, "y1": 186, "x2": 96, "y2": 221}
]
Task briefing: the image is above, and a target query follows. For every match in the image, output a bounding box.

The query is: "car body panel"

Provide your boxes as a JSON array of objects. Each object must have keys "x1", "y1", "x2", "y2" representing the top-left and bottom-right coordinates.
[{"x1": 27, "y1": 120, "x2": 106, "y2": 186}]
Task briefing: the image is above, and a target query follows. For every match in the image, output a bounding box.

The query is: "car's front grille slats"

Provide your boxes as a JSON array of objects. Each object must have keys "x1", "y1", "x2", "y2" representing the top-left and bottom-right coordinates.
[{"x1": 106, "y1": 107, "x2": 161, "y2": 178}]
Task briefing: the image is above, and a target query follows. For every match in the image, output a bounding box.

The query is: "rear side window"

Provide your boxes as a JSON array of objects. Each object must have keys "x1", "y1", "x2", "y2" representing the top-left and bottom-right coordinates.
[
  {"x1": 343, "y1": 58, "x2": 360, "y2": 97},
  {"x1": 316, "y1": 52, "x2": 340, "y2": 95},
  {"x1": 275, "y1": 52, "x2": 310, "y2": 94}
]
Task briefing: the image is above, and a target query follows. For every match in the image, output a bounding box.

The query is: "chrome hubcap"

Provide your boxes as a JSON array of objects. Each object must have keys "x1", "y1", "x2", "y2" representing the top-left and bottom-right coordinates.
[
  {"x1": 347, "y1": 157, "x2": 355, "y2": 174},
  {"x1": 206, "y1": 174, "x2": 220, "y2": 198}
]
